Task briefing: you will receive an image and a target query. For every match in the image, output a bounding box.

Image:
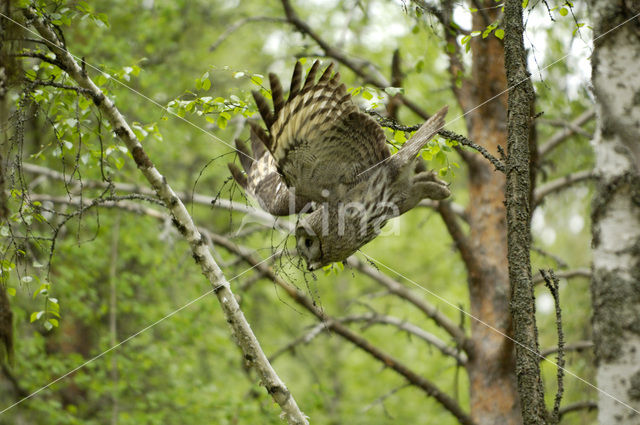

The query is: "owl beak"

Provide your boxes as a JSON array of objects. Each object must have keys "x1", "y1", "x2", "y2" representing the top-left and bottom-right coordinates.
[{"x1": 307, "y1": 261, "x2": 322, "y2": 271}]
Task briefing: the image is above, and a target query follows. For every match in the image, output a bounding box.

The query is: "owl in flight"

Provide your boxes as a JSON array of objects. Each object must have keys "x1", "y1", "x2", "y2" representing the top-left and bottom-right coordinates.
[{"x1": 228, "y1": 61, "x2": 450, "y2": 270}]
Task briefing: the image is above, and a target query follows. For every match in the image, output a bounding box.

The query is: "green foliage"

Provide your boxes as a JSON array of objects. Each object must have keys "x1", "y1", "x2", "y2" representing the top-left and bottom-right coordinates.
[{"x1": 0, "y1": 0, "x2": 596, "y2": 424}]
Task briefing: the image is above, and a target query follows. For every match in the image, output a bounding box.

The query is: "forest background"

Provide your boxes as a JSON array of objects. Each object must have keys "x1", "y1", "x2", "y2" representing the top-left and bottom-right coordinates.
[{"x1": 1, "y1": 0, "x2": 636, "y2": 424}]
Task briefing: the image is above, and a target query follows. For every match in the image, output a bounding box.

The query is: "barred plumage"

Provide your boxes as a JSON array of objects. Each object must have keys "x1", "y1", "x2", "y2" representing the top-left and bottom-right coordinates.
[{"x1": 228, "y1": 61, "x2": 450, "y2": 270}]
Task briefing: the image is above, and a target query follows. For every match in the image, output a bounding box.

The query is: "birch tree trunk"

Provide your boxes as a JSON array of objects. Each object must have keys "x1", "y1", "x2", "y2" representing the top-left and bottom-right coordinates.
[{"x1": 588, "y1": 2, "x2": 640, "y2": 423}]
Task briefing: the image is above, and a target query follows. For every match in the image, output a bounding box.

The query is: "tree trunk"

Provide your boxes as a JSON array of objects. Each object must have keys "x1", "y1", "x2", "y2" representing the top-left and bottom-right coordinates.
[
  {"x1": 503, "y1": 0, "x2": 547, "y2": 423},
  {"x1": 463, "y1": 1, "x2": 522, "y2": 423},
  {"x1": 588, "y1": 2, "x2": 640, "y2": 424}
]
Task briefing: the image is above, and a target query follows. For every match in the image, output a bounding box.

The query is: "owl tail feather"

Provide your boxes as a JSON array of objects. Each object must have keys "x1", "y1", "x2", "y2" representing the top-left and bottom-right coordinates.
[
  {"x1": 228, "y1": 163, "x2": 248, "y2": 189},
  {"x1": 393, "y1": 106, "x2": 448, "y2": 166}
]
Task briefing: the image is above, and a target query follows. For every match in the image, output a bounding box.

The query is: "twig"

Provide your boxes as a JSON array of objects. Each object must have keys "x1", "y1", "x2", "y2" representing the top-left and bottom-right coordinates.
[
  {"x1": 531, "y1": 246, "x2": 568, "y2": 269},
  {"x1": 23, "y1": 8, "x2": 308, "y2": 423},
  {"x1": 437, "y1": 201, "x2": 482, "y2": 283},
  {"x1": 538, "y1": 109, "x2": 595, "y2": 157},
  {"x1": 346, "y1": 256, "x2": 470, "y2": 351},
  {"x1": 367, "y1": 110, "x2": 506, "y2": 173},
  {"x1": 29, "y1": 191, "x2": 476, "y2": 425},
  {"x1": 558, "y1": 400, "x2": 597, "y2": 418},
  {"x1": 338, "y1": 313, "x2": 467, "y2": 364},
  {"x1": 540, "y1": 269, "x2": 565, "y2": 424},
  {"x1": 537, "y1": 118, "x2": 591, "y2": 138},
  {"x1": 533, "y1": 170, "x2": 596, "y2": 206},
  {"x1": 361, "y1": 384, "x2": 411, "y2": 413},
  {"x1": 541, "y1": 340, "x2": 593, "y2": 358},
  {"x1": 532, "y1": 268, "x2": 590, "y2": 285}
]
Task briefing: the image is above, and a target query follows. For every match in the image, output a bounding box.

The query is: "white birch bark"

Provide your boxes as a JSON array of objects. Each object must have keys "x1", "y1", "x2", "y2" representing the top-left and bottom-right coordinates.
[
  {"x1": 21, "y1": 8, "x2": 308, "y2": 424},
  {"x1": 588, "y1": 2, "x2": 640, "y2": 423}
]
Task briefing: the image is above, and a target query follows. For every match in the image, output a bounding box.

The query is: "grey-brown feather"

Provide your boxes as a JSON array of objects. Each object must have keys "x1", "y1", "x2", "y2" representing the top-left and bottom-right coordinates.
[{"x1": 229, "y1": 60, "x2": 451, "y2": 269}]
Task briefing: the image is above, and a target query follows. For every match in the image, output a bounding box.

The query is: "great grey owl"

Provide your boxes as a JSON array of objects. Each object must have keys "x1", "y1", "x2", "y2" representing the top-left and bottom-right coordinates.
[{"x1": 228, "y1": 60, "x2": 450, "y2": 270}]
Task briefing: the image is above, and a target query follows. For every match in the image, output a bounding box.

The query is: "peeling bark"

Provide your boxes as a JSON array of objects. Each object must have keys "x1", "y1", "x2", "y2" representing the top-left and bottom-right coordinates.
[
  {"x1": 588, "y1": 1, "x2": 640, "y2": 423},
  {"x1": 21, "y1": 8, "x2": 308, "y2": 424}
]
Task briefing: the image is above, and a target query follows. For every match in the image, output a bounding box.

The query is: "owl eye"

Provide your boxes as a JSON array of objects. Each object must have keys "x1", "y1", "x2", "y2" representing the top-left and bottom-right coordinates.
[{"x1": 304, "y1": 237, "x2": 313, "y2": 248}]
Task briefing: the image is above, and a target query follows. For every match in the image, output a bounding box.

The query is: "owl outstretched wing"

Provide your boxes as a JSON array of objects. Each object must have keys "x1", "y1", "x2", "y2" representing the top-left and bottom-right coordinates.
[
  {"x1": 227, "y1": 125, "x2": 312, "y2": 216},
  {"x1": 250, "y1": 61, "x2": 391, "y2": 203}
]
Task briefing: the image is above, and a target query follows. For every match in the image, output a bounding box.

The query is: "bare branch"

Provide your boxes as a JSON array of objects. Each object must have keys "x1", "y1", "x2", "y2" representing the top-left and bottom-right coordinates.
[
  {"x1": 22, "y1": 8, "x2": 308, "y2": 423},
  {"x1": 417, "y1": 199, "x2": 468, "y2": 222},
  {"x1": 437, "y1": 201, "x2": 483, "y2": 282},
  {"x1": 534, "y1": 170, "x2": 597, "y2": 206},
  {"x1": 538, "y1": 109, "x2": 595, "y2": 157},
  {"x1": 537, "y1": 118, "x2": 592, "y2": 139},
  {"x1": 533, "y1": 268, "x2": 591, "y2": 285},
  {"x1": 345, "y1": 256, "x2": 470, "y2": 352},
  {"x1": 557, "y1": 400, "x2": 597, "y2": 418},
  {"x1": 21, "y1": 162, "x2": 293, "y2": 231},
  {"x1": 541, "y1": 340, "x2": 593, "y2": 358},
  {"x1": 541, "y1": 269, "x2": 565, "y2": 424},
  {"x1": 367, "y1": 110, "x2": 505, "y2": 172},
  {"x1": 338, "y1": 313, "x2": 467, "y2": 364},
  {"x1": 28, "y1": 189, "x2": 475, "y2": 424}
]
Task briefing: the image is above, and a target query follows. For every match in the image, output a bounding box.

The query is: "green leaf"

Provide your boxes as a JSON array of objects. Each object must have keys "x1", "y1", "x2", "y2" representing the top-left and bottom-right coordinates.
[
  {"x1": 47, "y1": 318, "x2": 59, "y2": 328},
  {"x1": 393, "y1": 131, "x2": 407, "y2": 144},
  {"x1": 384, "y1": 87, "x2": 403, "y2": 96},
  {"x1": 362, "y1": 90, "x2": 373, "y2": 101},
  {"x1": 495, "y1": 29, "x2": 505, "y2": 40},
  {"x1": 201, "y1": 78, "x2": 211, "y2": 91},
  {"x1": 522, "y1": 0, "x2": 529, "y2": 8},
  {"x1": 30, "y1": 311, "x2": 45, "y2": 323},
  {"x1": 461, "y1": 35, "x2": 471, "y2": 45},
  {"x1": 559, "y1": 7, "x2": 568, "y2": 16},
  {"x1": 44, "y1": 321, "x2": 53, "y2": 331},
  {"x1": 7, "y1": 287, "x2": 16, "y2": 296},
  {"x1": 217, "y1": 115, "x2": 227, "y2": 129}
]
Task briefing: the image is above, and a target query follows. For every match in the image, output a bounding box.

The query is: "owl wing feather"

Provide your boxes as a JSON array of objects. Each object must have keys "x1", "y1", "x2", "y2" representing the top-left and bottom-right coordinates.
[
  {"x1": 251, "y1": 61, "x2": 390, "y2": 203},
  {"x1": 227, "y1": 126, "x2": 312, "y2": 216}
]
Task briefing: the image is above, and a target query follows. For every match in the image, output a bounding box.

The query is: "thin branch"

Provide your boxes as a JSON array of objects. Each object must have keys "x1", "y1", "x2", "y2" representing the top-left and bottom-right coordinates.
[
  {"x1": 281, "y1": 0, "x2": 388, "y2": 86},
  {"x1": 1, "y1": 363, "x2": 29, "y2": 399},
  {"x1": 23, "y1": 8, "x2": 308, "y2": 423},
  {"x1": 541, "y1": 269, "x2": 565, "y2": 424},
  {"x1": 361, "y1": 384, "x2": 411, "y2": 414},
  {"x1": 345, "y1": 256, "x2": 470, "y2": 352},
  {"x1": 538, "y1": 109, "x2": 595, "y2": 157},
  {"x1": 417, "y1": 199, "x2": 468, "y2": 222},
  {"x1": 338, "y1": 313, "x2": 467, "y2": 364},
  {"x1": 541, "y1": 340, "x2": 593, "y2": 358},
  {"x1": 207, "y1": 235, "x2": 476, "y2": 425},
  {"x1": 31, "y1": 191, "x2": 475, "y2": 425},
  {"x1": 533, "y1": 170, "x2": 596, "y2": 206},
  {"x1": 557, "y1": 400, "x2": 597, "y2": 418},
  {"x1": 21, "y1": 162, "x2": 293, "y2": 231},
  {"x1": 533, "y1": 268, "x2": 590, "y2": 285},
  {"x1": 537, "y1": 118, "x2": 591, "y2": 138},
  {"x1": 531, "y1": 246, "x2": 568, "y2": 269},
  {"x1": 367, "y1": 110, "x2": 505, "y2": 172},
  {"x1": 437, "y1": 201, "x2": 482, "y2": 283},
  {"x1": 31, "y1": 79, "x2": 92, "y2": 95},
  {"x1": 269, "y1": 323, "x2": 327, "y2": 361}
]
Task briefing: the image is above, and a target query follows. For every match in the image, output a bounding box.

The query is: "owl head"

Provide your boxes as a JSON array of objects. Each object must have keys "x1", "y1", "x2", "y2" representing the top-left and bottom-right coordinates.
[{"x1": 294, "y1": 202, "x2": 386, "y2": 271}]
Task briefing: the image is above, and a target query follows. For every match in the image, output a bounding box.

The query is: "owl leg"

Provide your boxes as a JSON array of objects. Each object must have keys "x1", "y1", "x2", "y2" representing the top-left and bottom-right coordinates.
[{"x1": 411, "y1": 170, "x2": 451, "y2": 203}]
